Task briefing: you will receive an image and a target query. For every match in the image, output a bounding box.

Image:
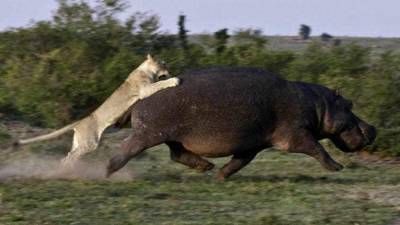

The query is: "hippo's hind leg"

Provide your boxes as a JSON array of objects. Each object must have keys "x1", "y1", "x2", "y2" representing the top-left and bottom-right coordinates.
[
  {"x1": 217, "y1": 151, "x2": 260, "y2": 180},
  {"x1": 106, "y1": 132, "x2": 164, "y2": 178},
  {"x1": 166, "y1": 142, "x2": 214, "y2": 172}
]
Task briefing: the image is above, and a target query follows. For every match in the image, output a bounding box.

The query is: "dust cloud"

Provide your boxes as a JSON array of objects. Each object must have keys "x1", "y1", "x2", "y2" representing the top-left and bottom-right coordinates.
[{"x1": 0, "y1": 155, "x2": 135, "y2": 181}]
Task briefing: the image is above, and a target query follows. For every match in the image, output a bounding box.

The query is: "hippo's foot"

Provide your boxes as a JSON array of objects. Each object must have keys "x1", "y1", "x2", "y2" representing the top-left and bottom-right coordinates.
[
  {"x1": 316, "y1": 149, "x2": 344, "y2": 172},
  {"x1": 323, "y1": 160, "x2": 344, "y2": 171},
  {"x1": 106, "y1": 154, "x2": 129, "y2": 178},
  {"x1": 196, "y1": 162, "x2": 215, "y2": 173},
  {"x1": 216, "y1": 172, "x2": 228, "y2": 181}
]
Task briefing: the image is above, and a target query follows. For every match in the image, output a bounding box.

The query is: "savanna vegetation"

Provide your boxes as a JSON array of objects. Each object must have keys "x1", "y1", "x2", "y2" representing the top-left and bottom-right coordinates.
[{"x1": 0, "y1": 1, "x2": 399, "y2": 155}]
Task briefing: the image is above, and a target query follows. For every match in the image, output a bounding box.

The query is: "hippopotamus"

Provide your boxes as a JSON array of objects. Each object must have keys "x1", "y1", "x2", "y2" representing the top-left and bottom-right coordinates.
[{"x1": 106, "y1": 67, "x2": 376, "y2": 180}]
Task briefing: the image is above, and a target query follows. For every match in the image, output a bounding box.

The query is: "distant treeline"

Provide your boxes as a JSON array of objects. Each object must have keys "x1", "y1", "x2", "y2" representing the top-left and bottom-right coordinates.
[{"x1": 0, "y1": 0, "x2": 399, "y2": 155}]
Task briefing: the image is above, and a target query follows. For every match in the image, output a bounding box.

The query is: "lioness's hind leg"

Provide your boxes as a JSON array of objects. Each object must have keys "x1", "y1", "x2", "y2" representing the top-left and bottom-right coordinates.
[
  {"x1": 166, "y1": 142, "x2": 214, "y2": 172},
  {"x1": 61, "y1": 128, "x2": 101, "y2": 167}
]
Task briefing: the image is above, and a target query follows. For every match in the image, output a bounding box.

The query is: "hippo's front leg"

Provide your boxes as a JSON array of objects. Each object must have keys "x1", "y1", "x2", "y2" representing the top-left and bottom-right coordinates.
[
  {"x1": 274, "y1": 130, "x2": 343, "y2": 171},
  {"x1": 302, "y1": 141, "x2": 343, "y2": 171}
]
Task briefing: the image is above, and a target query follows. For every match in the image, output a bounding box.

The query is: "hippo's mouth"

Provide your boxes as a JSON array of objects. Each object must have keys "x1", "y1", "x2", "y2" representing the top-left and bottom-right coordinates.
[
  {"x1": 331, "y1": 124, "x2": 374, "y2": 152},
  {"x1": 360, "y1": 125, "x2": 376, "y2": 145},
  {"x1": 331, "y1": 136, "x2": 354, "y2": 152}
]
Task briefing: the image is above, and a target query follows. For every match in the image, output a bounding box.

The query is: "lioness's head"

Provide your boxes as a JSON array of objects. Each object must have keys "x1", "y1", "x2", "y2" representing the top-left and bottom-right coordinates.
[
  {"x1": 323, "y1": 91, "x2": 377, "y2": 152},
  {"x1": 142, "y1": 54, "x2": 170, "y2": 81}
]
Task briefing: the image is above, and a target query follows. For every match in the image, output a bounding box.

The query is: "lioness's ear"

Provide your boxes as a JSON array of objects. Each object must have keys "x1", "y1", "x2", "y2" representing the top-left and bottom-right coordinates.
[{"x1": 147, "y1": 54, "x2": 154, "y2": 61}]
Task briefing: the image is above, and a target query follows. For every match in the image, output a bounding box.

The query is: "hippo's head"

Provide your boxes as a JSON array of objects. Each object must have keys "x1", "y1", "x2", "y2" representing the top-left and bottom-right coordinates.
[{"x1": 322, "y1": 92, "x2": 376, "y2": 152}]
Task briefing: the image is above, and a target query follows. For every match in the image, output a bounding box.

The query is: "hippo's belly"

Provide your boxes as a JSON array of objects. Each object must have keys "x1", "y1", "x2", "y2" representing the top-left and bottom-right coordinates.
[{"x1": 179, "y1": 133, "x2": 268, "y2": 157}]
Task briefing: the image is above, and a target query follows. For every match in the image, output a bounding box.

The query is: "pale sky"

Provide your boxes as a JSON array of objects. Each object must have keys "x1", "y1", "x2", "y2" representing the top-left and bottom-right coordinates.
[{"x1": 1, "y1": 0, "x2": 399, "y2": 37}]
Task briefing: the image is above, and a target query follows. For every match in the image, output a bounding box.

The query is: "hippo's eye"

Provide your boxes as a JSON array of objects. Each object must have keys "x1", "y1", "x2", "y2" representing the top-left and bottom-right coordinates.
[{"x1": 345, "y1": 123, "x2": 355, "y2": 131}]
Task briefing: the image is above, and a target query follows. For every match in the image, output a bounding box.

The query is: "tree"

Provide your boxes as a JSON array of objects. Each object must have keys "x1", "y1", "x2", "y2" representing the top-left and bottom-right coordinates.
[
  {"x1": 214, "y1": 28, "x2": 230, "y2": 55},
  {"x1": 233, "y1": 28, "x2": 266, "y2": 49},
  {"x1": 178, "y1": 14, "x2": 188, "y2": 51},
  {"x1": 321, "y1": 33, "x2": 333, "y2": 42},
  {"x1": 299, "y1": 24, "x2": 311, "y2": 40}
]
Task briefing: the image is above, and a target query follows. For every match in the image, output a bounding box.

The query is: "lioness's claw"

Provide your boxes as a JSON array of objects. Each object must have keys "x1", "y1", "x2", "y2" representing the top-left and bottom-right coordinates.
[{"x1": 169, "y1": 77, "x2": 180, "y2": 87}]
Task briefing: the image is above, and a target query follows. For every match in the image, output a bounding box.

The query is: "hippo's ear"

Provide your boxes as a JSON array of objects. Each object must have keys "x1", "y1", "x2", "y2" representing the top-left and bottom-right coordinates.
[
  {"x1": 322, "y1": 94, "x2": 340, "y2": 134},
  {"x1": 335, "y1": 89, "x2": 340, "y2": 96}
]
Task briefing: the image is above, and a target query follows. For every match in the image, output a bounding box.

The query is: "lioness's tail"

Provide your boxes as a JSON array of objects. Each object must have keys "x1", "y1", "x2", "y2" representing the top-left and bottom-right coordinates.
[{"x1": 15, "y1": 122, "x2": 78, "y2": 146}]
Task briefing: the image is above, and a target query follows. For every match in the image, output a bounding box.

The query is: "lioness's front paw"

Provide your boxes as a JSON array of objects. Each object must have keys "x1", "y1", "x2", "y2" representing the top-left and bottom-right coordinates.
[{"x1": 167, "y1": 77, "x2": 180, "y2": 87}]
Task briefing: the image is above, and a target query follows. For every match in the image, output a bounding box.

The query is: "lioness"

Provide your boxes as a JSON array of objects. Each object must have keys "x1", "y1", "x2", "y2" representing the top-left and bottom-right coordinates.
[{"x1": 15, "y1": 54, "x2": 179, "y2": 165}]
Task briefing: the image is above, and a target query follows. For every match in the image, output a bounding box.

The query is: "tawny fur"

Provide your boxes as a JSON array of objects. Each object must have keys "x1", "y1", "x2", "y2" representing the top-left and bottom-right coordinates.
[{"x1": 16, "y1": 55, "x2": 179, "y2": 166}]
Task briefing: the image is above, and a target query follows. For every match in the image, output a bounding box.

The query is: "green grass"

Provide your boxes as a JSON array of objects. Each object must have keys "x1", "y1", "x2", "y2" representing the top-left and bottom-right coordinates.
[
  {"x1": 1, "y1": 141, "x2": 399, "y2": 225},
  {"x1": 0, "y1": 130, "x2": 11, "y2": 144}
]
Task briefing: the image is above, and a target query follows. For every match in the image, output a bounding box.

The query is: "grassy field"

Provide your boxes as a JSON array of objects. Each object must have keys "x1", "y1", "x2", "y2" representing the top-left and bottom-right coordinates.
[{"x1": 0, "y1": 121, "x2": 399, "y2": 225}]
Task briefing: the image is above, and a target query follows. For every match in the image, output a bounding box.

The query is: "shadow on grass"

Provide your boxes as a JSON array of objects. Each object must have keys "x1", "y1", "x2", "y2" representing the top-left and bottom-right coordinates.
[
  {"x1": 138, "y1": 172, "x2": 367, "y2": 185},
  {"x1": 227, "y1": 174, "x2": 368, "y2": 184}
]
